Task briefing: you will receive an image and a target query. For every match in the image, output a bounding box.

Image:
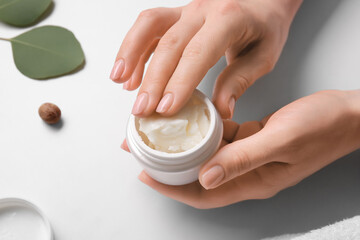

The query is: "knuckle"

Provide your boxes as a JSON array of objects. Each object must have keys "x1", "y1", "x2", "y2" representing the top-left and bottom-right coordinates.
[
  {"x1": 215, "y1": 0, "x2": 241, "y2": 16},
  {"x1": 139, "y1": 9, "x2": 154, "y2": 18},
  {"x1": 188, "y1": 0, "x2": 207, "y2": 9},
  {"x1": 234, "y1": 74, "x2": 251, "y2": 95},
  {"x1": 182, "y1": 41, "x2": 203, "y2": 59},
  {"x1": 257, "y1": 188, "x2": 279, "y2": 199},
  {"x1": 138, "y1": 8, "x2": 161, "y2": 22},
  {"x1": 143, "y1": 78, "x2": 163, "y2": 88},
  {"x1": 252, "y1": 170, "x2": 280, "y2": 199},
  {"x1": 261, "y1": 57, "x2": 276, "y2": 73},
  {"x1": 157, "y1": 32, "x2": 180, "y2": 51}
]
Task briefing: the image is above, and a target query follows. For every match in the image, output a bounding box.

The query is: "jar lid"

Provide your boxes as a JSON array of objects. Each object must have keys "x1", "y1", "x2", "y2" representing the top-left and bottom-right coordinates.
[{"x1": 0, "y1": 198, "x2": 53, "y2": 240}]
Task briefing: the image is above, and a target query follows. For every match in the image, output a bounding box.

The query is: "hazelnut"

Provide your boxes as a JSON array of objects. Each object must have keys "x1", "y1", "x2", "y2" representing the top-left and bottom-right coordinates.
[{"x1": 38, "y1": 103, "x2": 61, "y2": 124}]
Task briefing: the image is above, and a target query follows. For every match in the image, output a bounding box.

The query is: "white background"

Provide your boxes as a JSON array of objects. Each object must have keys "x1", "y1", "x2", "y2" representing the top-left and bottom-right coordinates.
[{"x1": 0, "y1": 0, "x2": 359, "y2": 239}]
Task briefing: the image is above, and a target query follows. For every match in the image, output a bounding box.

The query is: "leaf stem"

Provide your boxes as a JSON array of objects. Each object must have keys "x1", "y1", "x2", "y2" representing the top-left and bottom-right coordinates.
[{"x1": 0, "y1": 37, "x2": 11, "y2": 42}]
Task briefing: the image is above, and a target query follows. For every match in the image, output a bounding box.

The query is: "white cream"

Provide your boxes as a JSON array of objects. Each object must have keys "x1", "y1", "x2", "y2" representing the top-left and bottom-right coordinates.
[
  {"x1": 138, "y1": 95, "x2": 210, "y2": 153},
  {"x1": 0, "y1": 206, "x2": 49, "y2": 240}
]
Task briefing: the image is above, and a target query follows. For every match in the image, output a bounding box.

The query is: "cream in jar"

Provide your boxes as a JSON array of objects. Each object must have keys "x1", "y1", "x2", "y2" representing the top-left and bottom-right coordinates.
[{"x1": 138, "y1": 95, "x2": 210, "y2": 153}]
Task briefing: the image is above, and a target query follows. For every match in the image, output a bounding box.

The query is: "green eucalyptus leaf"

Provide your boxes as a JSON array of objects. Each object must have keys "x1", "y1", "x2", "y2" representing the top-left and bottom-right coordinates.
[
  {"x1": 10, "y1": 25, "x2": 85, "y2": 79},
  {"x1": 0, "y1": 0, "x2": 52, "y2": 27}
]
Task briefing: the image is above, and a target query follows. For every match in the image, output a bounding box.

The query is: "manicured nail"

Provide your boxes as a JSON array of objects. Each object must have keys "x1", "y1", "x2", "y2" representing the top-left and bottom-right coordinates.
[
  {"x1": 156, "y1": 93, "x2": 174, "y2": 113},
  {"x1": 138, "y1": 172, "x2": 145, "y2": 183},
  {"x1": 123, "y1": 79, "x2": 131, "y2": 90},
  {"x1": 110, "y1": 59, "x2": 125, "y2": 81},
  {"x1": 132, "y1": 92, "x2": 149, "y2": 115},
  {"x1": 121, "y1": 139, "x2": 130, "y2": 152},
  {"x1": 138, "y1": 171, "x2": 149, "y2": 183},
  {"x1": 201, "y1": 165, "x2": 224, "y2": 189},
  {"x1": 228, "y1": 97, "x2": 236, "y2": 119}
]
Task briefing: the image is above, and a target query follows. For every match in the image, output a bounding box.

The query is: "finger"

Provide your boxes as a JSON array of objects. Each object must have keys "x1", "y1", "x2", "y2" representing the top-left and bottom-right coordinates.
[
  {"x1": 111, "y1": 7, "x2": 181, "y2": 83},
  {"x1": 233, "y1": 121, "x2": 263, "y2": 141},
  {"x1": 138, "y1": 171, "x2": 204, "y2": 207},
  {"x1": 213, "y1": 46, "x2": 276, "y2": 119},
  {"x1": 138, "y1": 171, "x2": 236, "y2": 209},
  {"x1": 133, "y1": 14, "x2": 205, "y2": 116},
  {"x1": 199, "y1": 127, "x2": 278, "y2": 190},
  {"x1": 156, "y1": 18, "x2": 234, "y2": 117},
  {"x1": 124, "y1": 39, "x2": 159, "y2": 91},
  {"x1": 222, "y1": 120, "x2": 239, "y2": 143},
  {"x1": 197, "y1": 114, "x2": 274, "y2": 189},
  {"x1": 220, "y1": 139, "x2": 228, "y2": 148},
  {"x1": 223, "y1": 120, "x2": 263, "y2": 143},
  {"x1": 261, "y1": 112, "x2": 275, "y2": 126},
  {"x1": 121, "y1": 139, "x2": 130, "y2": 152},
  {"x1": 139, "y1": 163, "x2": 287, "y2": 209},
  {"x1": 199, "y1": 120, "x2": 264, "y2": 190}
]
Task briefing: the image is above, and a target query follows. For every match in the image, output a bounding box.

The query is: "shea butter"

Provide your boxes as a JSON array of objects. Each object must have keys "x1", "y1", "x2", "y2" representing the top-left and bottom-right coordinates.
[{"x1": 138, "y1": 95, "x2": 210, "y2": 153}]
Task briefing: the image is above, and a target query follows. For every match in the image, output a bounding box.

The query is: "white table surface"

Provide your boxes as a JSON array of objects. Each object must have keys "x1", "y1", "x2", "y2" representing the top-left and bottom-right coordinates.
[{"x1": 0, "y1": 0, "x2": 359, "y2": 239}]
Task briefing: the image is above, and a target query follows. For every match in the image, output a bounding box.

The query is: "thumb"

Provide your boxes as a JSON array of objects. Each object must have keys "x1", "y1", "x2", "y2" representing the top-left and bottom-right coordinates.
[
  {"x1": 213, "y1": 48, "x2": 275, "y2": 119},
  {"x1": 199, "y1": 128, "x2": 276, "y2": 190}
]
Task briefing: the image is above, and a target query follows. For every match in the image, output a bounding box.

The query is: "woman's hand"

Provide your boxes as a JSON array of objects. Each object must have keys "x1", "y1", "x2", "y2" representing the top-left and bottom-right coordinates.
[
  {"x1": 111, "y1": 0, "x2": 302, "y2": 118},
  {"x1": 127, "y1": 90, "x2": 360, "y2": 209}
]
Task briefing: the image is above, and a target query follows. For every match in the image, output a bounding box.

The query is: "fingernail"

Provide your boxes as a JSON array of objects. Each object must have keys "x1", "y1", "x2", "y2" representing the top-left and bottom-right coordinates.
[
  {"x1": 120, "y1": 139, "x2": 129, "y2": 152},
  {"x1": 110, "y1": 59, "x2": 125, "y2": 81},
  {"x1": 138, "y1": 172, "x2": 145, "y2": 182},
  {"x1": 132, "y1": 92, "x2": 149, "y2": 115},
  {"x1": 156, "y1": 93, "x2": 173, "y2": 113},
  {"x1": 120, "y1": 140, "x2": 126, "y2": 150},
  {"x1": 138, "y1": 171, "x2": 148, "y2": 183},
  {"x1": 201, "y1": 165, "x2": 225, "y2": 189},
  {"x1": 228, "y1": 97, "x2": 236, "y2": 119},
  {"x1": 123, "y1": 79, "x2": 131, "y2": 90}
]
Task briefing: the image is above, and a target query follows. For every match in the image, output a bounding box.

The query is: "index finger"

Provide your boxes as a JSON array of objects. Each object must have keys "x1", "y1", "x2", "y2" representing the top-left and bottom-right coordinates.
[
  {"x1": 155, "y1": 17, "x2": 234, "y2": 116},
  {"x1": 111, "y1": 7, "x2": 181, "y2": 83}
]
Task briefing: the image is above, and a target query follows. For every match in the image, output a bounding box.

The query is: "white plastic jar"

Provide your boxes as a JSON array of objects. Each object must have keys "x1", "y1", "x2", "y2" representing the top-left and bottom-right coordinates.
[{"x1": 126, "y1": 89, "x2": 223, "y2": 185}]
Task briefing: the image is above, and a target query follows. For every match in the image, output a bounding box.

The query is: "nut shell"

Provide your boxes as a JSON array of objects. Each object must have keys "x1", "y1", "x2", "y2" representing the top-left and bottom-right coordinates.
[{"x1": 38, "y1": 103, "x2": 61, "y2": 124}]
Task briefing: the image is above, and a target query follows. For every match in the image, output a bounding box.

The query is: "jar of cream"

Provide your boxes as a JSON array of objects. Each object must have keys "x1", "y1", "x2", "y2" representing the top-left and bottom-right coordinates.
[{"x1": 126, "y1": 89, "x2": 223, "y2": 185}]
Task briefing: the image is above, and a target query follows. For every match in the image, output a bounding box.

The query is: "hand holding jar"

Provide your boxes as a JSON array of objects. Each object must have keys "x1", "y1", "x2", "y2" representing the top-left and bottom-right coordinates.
[
  {"x1": 124, "y1": 90, "x2": 360, "y2": 209},
  {"x1": 112, "y1": 0, "x2": 359, "y2": 209}
]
